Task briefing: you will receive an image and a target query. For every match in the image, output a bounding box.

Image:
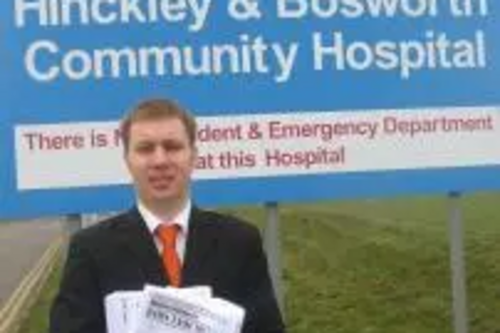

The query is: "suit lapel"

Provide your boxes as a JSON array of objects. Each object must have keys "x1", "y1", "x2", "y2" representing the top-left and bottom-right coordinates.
[
  {"x1": 182, "y1": 207, "x2": 219, "y2": 286},
  {"x1": 116, "y1": 209, "x2": 166, "y2": 286}
]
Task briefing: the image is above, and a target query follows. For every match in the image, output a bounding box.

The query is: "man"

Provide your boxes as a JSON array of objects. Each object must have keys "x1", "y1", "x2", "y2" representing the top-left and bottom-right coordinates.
[{"x1": 50, "y1": 99, "x2": 285, "y2": 333}]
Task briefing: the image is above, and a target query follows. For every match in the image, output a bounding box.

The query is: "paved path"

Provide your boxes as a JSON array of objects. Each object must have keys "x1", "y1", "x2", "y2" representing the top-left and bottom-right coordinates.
[{"x1": 0, "y1": 219, "x2": 64, "y2": 308}]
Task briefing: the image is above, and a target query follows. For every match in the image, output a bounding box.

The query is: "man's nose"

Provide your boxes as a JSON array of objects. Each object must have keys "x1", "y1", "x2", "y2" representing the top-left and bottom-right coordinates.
[{"x1": 151, "y1": 146, "x2": 170, "y2": 164}]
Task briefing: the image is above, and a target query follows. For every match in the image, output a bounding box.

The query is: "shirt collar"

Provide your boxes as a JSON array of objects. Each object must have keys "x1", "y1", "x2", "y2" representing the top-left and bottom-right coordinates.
[{"x1": 137, "y1": 200, "x2": 192, "y2": 236}]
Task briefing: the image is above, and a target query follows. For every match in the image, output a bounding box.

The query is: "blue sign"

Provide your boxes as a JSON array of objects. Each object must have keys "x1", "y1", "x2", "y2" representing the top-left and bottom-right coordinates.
[{"x1": 1, "y1": 0, "x2": 500, "y2": 219}]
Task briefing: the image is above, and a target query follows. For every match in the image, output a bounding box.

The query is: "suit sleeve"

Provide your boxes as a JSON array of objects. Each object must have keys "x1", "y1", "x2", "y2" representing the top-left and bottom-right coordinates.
[
  {"x1": 238, "y1": 226, "x2": 286, "y2": 333},
  {"x1": 49, "y1": 233, "x2": 106, "y2": 333}
]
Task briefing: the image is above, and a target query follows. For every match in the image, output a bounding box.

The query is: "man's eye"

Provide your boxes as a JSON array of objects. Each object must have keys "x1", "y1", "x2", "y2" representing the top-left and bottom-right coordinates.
[
  {"x1": 162, "y1": 142, "x2": 184, "y2": 151},
  {"x1": 135, "y1": 144, "x2": 154, "y2": 153}
]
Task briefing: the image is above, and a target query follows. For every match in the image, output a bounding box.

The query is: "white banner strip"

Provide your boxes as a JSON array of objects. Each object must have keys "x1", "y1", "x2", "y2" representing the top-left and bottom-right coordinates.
[{"x1": 15, "y1": 106, "x2": 500, "y2": 190}]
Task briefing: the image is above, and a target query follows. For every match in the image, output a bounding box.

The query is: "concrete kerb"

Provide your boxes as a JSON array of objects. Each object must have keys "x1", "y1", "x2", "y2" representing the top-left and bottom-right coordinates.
[{"x1": 0, "y1": 237, "x2": 64, "y2": 333}]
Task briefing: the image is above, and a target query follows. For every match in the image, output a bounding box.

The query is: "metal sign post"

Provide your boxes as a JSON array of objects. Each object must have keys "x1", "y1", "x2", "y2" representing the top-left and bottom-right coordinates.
[
  {"x1": 64, "y1": 213, "x2": 83, "y2": 237},
  {"x1": 263, "y1": 201, "x2": 284, "y2": 315},
  {"x1": 448, "y1": 192, "x2": 469, "y2": 333}
]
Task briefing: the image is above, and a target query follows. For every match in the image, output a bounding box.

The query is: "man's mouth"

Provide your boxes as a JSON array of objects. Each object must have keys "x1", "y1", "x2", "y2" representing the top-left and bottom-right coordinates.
[{"x1": 149, "y1": 175, "x2": 174, "y2": 189}]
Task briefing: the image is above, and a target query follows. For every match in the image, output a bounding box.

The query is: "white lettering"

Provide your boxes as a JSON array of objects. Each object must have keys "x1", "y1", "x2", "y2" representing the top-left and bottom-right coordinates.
[
  {"x1": 23, "y1": 35, "x2": 299, "y2": 83},
  {"x1": 92, "y1": 0, "x2": 118, "y2": 24},
  {"x1": 273, "y1": 43, "x2": 299, "y2": 83},
  {"x1": 276, "y1": 0, "x2": 438, "y2": 19},
  {"x1": 14, "y1": 0, "x2": 213, "y2": 31},
  {"x1": 62, "y1": 49, "x2": 93, "y2": 80},
  {"x1": 15, "y1": 0, "x2": 48, "y2": 27},
  {"x1": 313, "y1": 30, "x2": 486, "y2": 79},
  {"x1": 25, "y1": 40, "x2": 59, "y2": 81}
]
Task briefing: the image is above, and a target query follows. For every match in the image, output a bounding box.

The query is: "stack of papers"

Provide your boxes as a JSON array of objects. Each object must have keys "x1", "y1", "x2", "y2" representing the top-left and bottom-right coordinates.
[{"x1": 105, "y1": 285, "x2": 245, "y2": 333}]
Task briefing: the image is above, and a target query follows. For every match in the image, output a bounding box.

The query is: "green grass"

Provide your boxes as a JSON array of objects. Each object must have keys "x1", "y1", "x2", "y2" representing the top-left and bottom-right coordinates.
[
  {"x1": 19, "y1": 192, "x2": 500, "y2": 332},
  {"x1": 17, "y1": 259, "x2": 62, "y2": 333}
]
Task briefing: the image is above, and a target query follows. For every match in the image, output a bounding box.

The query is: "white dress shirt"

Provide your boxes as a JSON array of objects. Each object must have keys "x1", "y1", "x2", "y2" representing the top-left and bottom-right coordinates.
[{"x1": 137, "y1": 200, "x2": 191, "y2": 263}]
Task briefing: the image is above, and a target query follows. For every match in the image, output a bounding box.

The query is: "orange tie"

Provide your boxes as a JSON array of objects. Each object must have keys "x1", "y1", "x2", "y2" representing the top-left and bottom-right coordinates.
[{"x1": 156, "y1": 224, "x2": 182, "y2": 287}]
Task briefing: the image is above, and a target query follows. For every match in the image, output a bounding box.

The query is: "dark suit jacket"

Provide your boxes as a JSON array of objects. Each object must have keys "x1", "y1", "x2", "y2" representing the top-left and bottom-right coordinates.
[{"x1": 50, "y1": 207, "x2": 285, "y2": 333}]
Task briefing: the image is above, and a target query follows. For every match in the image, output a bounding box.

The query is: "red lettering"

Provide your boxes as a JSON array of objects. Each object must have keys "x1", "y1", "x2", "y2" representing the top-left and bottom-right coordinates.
[{"x1": 23, "y1": 132, "x2": 85, "y2": 151}]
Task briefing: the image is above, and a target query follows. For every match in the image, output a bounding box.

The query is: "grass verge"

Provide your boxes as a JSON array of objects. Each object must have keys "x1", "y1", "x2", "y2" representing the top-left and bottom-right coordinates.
[
  {"x1": 19, "y1": 192, "x2": 500, "y2": 332},
  {"x1": 16, "y1": 258, "x2": 62, "y2": 333}
]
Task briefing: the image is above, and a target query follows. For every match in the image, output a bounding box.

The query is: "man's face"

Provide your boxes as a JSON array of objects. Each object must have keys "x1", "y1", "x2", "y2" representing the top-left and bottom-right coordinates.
[{"x1": 125, "y1": 117, "x2": 197, "y2": 209}]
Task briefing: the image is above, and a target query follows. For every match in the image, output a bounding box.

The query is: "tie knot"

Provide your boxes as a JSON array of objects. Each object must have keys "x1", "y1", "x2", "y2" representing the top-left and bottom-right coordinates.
[{"x1": 157, "y1": 224, "x2": 179, "y2": 248}]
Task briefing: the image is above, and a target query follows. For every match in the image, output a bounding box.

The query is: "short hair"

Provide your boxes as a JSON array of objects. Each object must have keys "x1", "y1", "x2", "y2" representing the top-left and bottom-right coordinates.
[{"x1": 120, "y1": 99, "x2": 197, "y2": 151}]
